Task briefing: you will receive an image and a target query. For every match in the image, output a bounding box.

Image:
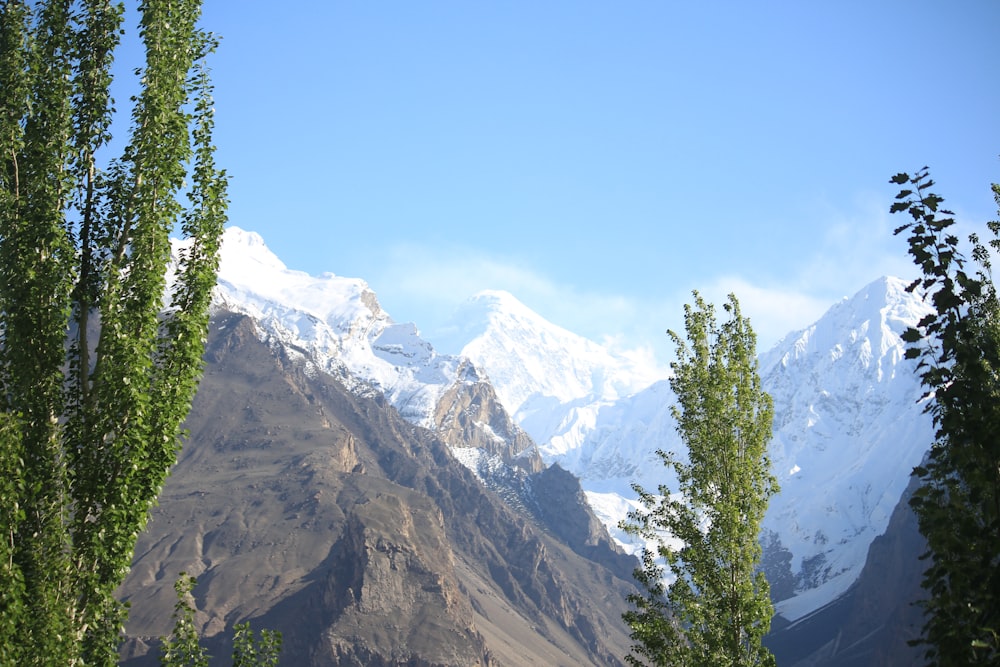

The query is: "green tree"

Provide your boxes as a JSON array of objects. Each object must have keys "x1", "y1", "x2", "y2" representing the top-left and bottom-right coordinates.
[
  {"x1": 621, "y1": 293, "x2": 778, "y2": 667},
  {"x1": 0, "y1": 0, "x2": 226, "y2": 663},
  {"x1": 232, "y1": 622, "x2": 282, "y2": 667},
  {"x1": 160, "y1": 575, "x2": 210, "y2": 667},
  {"x1": 890, "y1": 167, "x2": 1000, "y2": 665},
  {"x1": 159, "y1": 574, "x2": 282, "y2": 667}
]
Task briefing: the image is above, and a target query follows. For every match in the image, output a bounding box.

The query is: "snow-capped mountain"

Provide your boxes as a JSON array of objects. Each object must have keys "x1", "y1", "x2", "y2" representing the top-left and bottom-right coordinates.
[
  {"x1": 176, "y1": 227, "x2": 463, "y2": 426},
  {"x1": 443, "y1": 289, "x2": 669, "y2": 463},
  {"x1": 759, "y1": 276, "x2": 934, "y2": 618},
  {"x1": 451, "y1": 275, "x2": 935, "y2": 620},
  {"x1": 182, "y1": 227, "x2": 936, "y2": 624},
  {"x1": 176, "y1": 227, "x2": 544, "y2": 490}
]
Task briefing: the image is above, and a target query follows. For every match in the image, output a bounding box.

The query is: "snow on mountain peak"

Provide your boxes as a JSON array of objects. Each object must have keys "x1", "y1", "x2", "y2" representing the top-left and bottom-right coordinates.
[
  {"x1": 756, "y1": 275, "x2": 934, "y2": 617},
  {"x1": 456, "y1": 273, "x2": 937, "y2": 620},
  {"x1": 181, "y1": 227, "x2": 460, "y2": 425},
  {"x1": 446, "y1": 289, "x2": 668, "y2": 450},
  {"x1": 470, "y1": 288, "x2": 528, "y2": 311},
  {"x1": 763, "y1": 276, "x2": 922, "y2": 382}
]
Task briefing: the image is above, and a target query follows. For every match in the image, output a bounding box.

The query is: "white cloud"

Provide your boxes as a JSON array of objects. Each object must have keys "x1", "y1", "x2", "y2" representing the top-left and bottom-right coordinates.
[
  {"x1": 695, "y1": 276, "x2": 831, "y2": 352},
  {"x1": 364, "y1": 242, "x2": 675, "y2": 364},
  {"x1": 363, "y1": 194, "x2": 947, "y2": 365}
]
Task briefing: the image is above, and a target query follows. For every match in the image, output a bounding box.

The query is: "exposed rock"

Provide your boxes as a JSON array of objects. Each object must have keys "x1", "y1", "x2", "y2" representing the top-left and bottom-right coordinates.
[
  {"x1": 433, "y1": 360, "x2": 544, "y2": 473},
  {"x1": 528, "y1": 464, "x2": 637, "y2": 583},
  {"x1": 118, "y1": 312, "x2": 636, "y2": 666}
]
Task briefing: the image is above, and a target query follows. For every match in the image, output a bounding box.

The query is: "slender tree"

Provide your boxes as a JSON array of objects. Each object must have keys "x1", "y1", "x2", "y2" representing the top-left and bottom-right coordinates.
[
  {"x1": 621, "y1": 293, "x2": 778, "y2": 667},
  {"x1": 891, "y1": 167, "x2": 1000, "y2": 665},
  {"x1": 160, "y1": 575, "x2": 210, "y2": 667},
  {"x1": 0, "y1": 0, "x2": 226, "y2": 663},
  {"x1": 159, "y1": 574, "x2": 282, "y2": 667}
]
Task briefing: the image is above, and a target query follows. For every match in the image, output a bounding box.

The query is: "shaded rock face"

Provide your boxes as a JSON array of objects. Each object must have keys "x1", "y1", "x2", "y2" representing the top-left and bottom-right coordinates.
[
  {"x1": 261, "y1": 478, "x2": 490, "y2": 667},
  {"x1": 765, "y1": 475, "x2": 927, "y2": 667},
  {"x1": 119, "y1": 312, "x2": 636, "y2": 666},
  {"x1": 528, "y1": 464, "x2": 637, "y2": 584},
  {"x1": 825, "y1": 475, "x2": 926, "y2": 667}
]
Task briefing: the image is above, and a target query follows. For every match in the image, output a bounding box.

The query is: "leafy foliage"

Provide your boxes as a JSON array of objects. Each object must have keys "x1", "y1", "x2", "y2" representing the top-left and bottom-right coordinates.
[
  {"x1": 621, "y1": 293, "x2": 778, "y2": 667},
  {"x1": 160, "y1": 574, "x2": 282, "y2": 667},
  {"x1": 161, "y1": 575, "x2": 210, "y2": 667},
  {"x1": 0, "y1": 0, "x2": 226, "y2": 663},
  {"x1": 891, "y1": 167, "x2": 1000, "y2": 665},
  {"x1": 233, "y1": 622, "x2": 283, "y2": 667}
]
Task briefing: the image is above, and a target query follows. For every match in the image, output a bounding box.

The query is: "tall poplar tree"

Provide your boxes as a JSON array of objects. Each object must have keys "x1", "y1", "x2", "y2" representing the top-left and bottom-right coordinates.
[
  {"x1": 891, "y1": 167, "x2": 1000, "y2": 665},
  {"x1": 622, "y1": 293, "x2": 777, "y2": 667},
  {"x1": 0, "y1": 0, "x2": 226, "y2": 663}
]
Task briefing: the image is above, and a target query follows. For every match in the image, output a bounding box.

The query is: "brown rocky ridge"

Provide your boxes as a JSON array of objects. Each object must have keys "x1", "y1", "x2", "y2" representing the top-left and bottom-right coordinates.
[{"x1": 117, "y1": 312, "x2": 639, "y2": 666}]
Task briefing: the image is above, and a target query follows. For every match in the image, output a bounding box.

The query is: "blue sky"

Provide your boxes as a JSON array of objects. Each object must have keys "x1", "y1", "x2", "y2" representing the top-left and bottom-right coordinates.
[{"x1": 131, "y1": 2, "x2": 1000, "y2": 358}]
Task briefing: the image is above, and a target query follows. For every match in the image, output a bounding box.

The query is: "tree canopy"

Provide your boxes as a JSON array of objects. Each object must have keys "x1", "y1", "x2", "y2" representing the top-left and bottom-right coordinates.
[
  {"x1": 0, "y1": 0, "x2": 226, "y2": 663},
  {"x1": 622, "y1": 293, "x2": 777, "y2": 667},
  {"x1": 891, "y1": 167, "x2": 1000, "y2": 665}
]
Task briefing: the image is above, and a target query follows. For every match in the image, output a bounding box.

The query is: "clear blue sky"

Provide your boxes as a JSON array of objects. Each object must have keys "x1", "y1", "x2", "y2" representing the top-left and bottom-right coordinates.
[{"x1": 129, "y1": 2, "x2": 1000, "y2": 359}]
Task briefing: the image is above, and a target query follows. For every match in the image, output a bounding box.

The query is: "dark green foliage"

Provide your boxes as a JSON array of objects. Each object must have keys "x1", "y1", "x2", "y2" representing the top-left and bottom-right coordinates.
[
  {"x1": 0, "y1": 0, "x2": 226, "y2": 663},
  {"x1": 621, "y1": 293, "x2": 778, "y2": 667},
  {"x1": 891, "y1": 167, "x2": 1000, "y2": 665}
]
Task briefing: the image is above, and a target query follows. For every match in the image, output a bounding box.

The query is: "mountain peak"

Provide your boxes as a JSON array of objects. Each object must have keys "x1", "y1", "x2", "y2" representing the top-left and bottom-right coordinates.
[
  {"x1": 219, "y1": 225, "x2": 289, "y2": 272},
  {"x1": 174, "y1": 227, "x2": 471, "y2": 428},
  {"x1": 836, "y1": 275, "x2": 919, "y2": 323},
  {"x1": 470, "y1": 288, "x2": 520, "y2": 304},
  {"x1": 453, "y1": 289, "x2": 553, "y2": 332},
  {"x1": 444, "y1": 292, "x2": 668, "y2": 455},
  {"x1": 211, "y1": 225, "x2": 376, "y2": 322},
  {"x1": 761, "y1": 275, "x2": 929, "y2": 375},
  {"x1": 754, "y1": 275, "x2": 934, "y2": 618}
]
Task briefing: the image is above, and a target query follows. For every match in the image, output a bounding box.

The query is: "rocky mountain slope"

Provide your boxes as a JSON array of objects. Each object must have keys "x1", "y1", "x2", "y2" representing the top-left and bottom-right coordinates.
[
  {"x1": 118, "y1": 312, "x2": 638, "y2": 666},
  {"x1": 132, "y1": 227, "x2": 942, "y2": 665}
]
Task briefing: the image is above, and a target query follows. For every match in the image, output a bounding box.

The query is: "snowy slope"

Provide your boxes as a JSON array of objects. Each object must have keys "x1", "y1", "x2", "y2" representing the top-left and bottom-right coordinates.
[
  {"x1": 453, "y1": 276, "x2": 936, "y2": 619},
  {"x1": 444, "y1": 290, "x2": 668, "y2": 462},
  {"x1": 759, "y1": 276, "x2": 934, "y2": 618},
  {"x1": 174, "y1": 227, "x2": 462, "y2": 425}
]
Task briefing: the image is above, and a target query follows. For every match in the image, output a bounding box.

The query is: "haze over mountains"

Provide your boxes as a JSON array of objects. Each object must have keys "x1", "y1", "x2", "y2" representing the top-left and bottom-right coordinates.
[{"x1": 122, "y1": 227, "x2": 936, "y2": 664}]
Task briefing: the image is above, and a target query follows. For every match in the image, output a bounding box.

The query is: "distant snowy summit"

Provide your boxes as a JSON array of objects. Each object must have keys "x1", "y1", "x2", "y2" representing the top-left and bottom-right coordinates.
[{"x1": 443, "y1": 289, "x2": 669, "y2": 457}]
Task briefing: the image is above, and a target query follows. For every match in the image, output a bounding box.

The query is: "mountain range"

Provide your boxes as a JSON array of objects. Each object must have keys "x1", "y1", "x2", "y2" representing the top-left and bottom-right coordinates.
[
  {"x1": 118, "y1": 227, "x2": 936, "y2": 665},
  {"x1": 447, "y1": 273, "x2": 934, "y2": 620}
]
